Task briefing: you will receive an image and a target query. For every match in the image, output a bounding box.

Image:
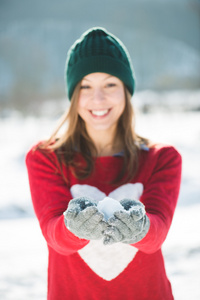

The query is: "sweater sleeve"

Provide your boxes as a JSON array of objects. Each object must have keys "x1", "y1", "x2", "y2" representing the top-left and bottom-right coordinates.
[
  {"x1": 26, "y1": 146, "x2": 89, "y2": 256},
  {"x1": 134, "y1": 146, "x2": 182, "y2": 254}
]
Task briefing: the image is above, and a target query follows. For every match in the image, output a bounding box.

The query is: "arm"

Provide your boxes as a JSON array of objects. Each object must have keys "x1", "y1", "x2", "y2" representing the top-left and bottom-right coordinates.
[
  {"x1": 134, "y1": 146, "x2": 182, "y2": 253},
  {"x1": 102, "y1": 146, "x2": 182, "y2": 253},
  {"x1": 26, "y1": 146, "x2": 89, "y2": 256}
]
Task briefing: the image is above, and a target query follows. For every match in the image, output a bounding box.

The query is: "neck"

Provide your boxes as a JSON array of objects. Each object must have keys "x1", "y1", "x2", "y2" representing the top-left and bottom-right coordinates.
[{"x1": 86, "y1": 126, "x2": 122, "y2": 157}]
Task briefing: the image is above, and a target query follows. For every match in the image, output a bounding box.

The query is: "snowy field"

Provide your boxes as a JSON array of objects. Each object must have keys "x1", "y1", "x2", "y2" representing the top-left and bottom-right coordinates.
[{"x1": 0, "y1": 90, "x2": 200, "y2": 299}]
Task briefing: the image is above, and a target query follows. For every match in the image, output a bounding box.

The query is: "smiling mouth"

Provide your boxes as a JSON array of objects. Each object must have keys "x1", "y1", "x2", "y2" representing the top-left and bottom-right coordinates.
[{"x1": 90, "y1": 109, "x2": 110, "y2": 117}]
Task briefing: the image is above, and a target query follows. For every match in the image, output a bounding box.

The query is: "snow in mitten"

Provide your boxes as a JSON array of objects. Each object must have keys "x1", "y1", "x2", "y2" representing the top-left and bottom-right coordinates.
[
  {"x1": 97, "y1": 197, "x2": 125, "y2": 221},
  {"x1": 103, "y1": 198, "x2": 150, "y2": 245},
  {"x1": 64, "y1": 197, "x2": 107, "y2": 240}
]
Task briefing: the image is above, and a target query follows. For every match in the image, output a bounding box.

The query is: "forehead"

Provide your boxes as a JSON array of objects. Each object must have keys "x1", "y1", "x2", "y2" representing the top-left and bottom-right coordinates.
[{"x1": 82, "y1": 72, "x2": 120, "y2": 82}]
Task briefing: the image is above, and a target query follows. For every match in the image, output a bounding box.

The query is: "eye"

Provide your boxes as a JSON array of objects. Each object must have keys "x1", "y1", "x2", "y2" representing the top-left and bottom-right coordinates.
[
  {"x1": 106, "y1": 83, "x2": 116, "y2": 88},
  {"x1": 80, "y1": 84, "x2": 90, "y2": 89}
]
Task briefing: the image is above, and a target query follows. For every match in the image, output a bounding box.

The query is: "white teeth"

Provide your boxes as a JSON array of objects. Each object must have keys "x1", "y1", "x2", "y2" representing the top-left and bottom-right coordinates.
[{"x1": 91, "y1": 109, "x2": 109, "y2": 116}]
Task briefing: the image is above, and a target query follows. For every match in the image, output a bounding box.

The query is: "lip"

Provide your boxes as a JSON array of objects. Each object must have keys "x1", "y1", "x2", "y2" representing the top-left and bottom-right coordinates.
[{"x1": 89, "y1": 108, "x2": 111, "y2": 118}]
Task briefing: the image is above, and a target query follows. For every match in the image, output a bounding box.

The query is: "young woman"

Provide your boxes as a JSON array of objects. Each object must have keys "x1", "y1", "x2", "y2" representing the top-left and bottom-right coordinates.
[{"x1": 26, "y1": 27, "x2": 182, "y2": 300}]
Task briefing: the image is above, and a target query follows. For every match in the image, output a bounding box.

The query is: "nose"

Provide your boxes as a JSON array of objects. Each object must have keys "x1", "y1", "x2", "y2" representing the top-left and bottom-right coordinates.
[{"x1": 93, "y1": 87, "x2": 105, "y2": 102}]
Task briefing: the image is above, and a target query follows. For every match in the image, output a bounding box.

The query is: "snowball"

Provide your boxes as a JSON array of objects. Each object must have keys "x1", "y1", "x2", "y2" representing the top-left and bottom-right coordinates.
[{"x1": 97, "y1": 197, "x2": 124, "y2": 221}]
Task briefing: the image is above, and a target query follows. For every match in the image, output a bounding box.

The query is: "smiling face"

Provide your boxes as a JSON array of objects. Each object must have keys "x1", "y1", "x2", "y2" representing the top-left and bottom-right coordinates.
[{"x1": 77, "y1": 73, "x2": 126, "y2": 137}]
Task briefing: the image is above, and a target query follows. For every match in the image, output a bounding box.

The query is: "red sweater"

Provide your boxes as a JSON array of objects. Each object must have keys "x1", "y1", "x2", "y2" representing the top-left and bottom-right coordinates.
[{"x1": 26, "y1": 144, "x2": 182, "y2": 300}]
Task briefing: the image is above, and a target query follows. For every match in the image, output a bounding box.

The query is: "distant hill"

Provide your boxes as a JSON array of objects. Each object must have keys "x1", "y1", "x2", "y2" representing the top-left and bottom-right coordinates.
[{"x1": 0, "y1": 0, "x2": 199, "y2": 110}]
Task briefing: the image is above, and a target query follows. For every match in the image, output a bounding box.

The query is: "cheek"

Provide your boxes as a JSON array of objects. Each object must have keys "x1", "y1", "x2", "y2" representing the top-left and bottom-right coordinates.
[
  {"x1": 117, "y1": 103, "x2": 125, "y2": 120},
  {"x1": 77, "y1": 107, "x2": 86, "y2": 122},
  {"x1": 78, "y1": 96, "x2": 86, "y2": 109},
  {"x1": 115, "y1": 92, "x2": 126, "y2": 115},
  {"x1": 77, "y1": 97, "x2": 88, "y2": 116}
]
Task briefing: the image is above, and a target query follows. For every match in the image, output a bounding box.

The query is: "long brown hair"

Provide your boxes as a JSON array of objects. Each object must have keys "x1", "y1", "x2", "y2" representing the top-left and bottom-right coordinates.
[{"x1": 38, "y1": 82, "x2": 149, "y2": 184}]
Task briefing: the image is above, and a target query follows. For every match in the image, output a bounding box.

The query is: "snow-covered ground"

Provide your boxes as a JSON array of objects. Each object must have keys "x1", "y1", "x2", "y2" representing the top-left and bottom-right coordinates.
[{"x1": 0, "y1": 90, "x2": 200, "y2": 299}]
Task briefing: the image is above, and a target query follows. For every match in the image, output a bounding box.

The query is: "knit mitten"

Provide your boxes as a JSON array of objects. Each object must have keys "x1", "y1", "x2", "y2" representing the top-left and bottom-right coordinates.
[
  {"x1": 103, "y1": 199, "x2": 150, "y2": 245},
  {"x1": 64, "y1": 197, "x2": 107, "y2": 240}
]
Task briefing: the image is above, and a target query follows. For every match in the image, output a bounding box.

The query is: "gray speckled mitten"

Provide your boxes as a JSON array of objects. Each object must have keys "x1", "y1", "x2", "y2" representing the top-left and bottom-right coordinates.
[
  {"x1": 64, "y1": 197, "x2": 107, "y2": 240},
  {"x1": 103, "y1": 198, "x2": 150, "y2": 245}
]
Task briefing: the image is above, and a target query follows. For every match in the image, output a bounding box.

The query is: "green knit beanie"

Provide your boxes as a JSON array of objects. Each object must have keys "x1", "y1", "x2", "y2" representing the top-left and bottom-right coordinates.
[{"x1": 65, "y1": 27, "x2": 135, "y2": 100}]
